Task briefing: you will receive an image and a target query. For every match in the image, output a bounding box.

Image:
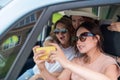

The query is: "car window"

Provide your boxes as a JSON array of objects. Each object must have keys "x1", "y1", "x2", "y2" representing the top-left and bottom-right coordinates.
[
  {"x1": 0, "y1": 9, "x2": 44, "y2": 79},
  {"x1": 0, "y1": 1, "x2": 120, "y2": 80}
]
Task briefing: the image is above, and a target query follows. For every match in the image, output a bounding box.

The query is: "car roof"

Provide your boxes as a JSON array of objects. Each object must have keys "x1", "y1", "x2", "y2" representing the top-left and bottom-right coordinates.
[
  {"x1": 1, "y1": 0, "x2": 120, "y2": 80},
  {"x1": 0, "y1": 0, "x2": 73, "y2": 39}
]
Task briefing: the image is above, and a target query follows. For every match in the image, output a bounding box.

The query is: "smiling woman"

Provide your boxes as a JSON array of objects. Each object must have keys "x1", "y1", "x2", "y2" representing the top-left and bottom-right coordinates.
[{"x1": 0, "y1": 0, "x2": 120, "y2": 80}]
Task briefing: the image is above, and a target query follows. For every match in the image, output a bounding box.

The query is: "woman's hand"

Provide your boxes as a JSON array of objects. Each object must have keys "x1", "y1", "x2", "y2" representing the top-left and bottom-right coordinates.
[
  {"x1": 33, "y1": 46, "x2": 46, "y2": 70},
  {"x1": 48, "y1": 43, "x2": 70, "y2": 68},
  {"x1": 107, "y1": 22, "x2": 120, "y2": 32},
  {"x1": 29, "y1": 74, "x2": 42, "y2": 80}
]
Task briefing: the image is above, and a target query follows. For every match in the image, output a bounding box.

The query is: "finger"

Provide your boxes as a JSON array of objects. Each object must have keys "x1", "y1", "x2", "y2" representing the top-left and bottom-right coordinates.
[
  {"x1": 34, "y1": 51, "x2": 46, "y2": 60},
  {"x1": 33, "y1": 55, "x2": 40, "y2": 61},
  {"x1": 49, "y1": 53, "x2": 57, "y2": 62},
  {"x1": 107, "y1": 26, "x2": 113, "y2": 31},
  {"x1": 110, "y1": 22, "x2": 115, "y2": 26},
  {"x1": 33, "y1": 46, "x2": 40, "y2": 54},
  {"x1": 47, "y1": 59, "x2": 55, "y2": 63},
  {"x1": 48, "y1": 43, "x2": 61, "y2": 51},
  {"x1": 34, "y1": 49, "x2": 46, "y2": 56},
  {"x1": 110, "y1": 22, "x2": 119, "y2": 27},
  {"x1": 43, "y1": 40, "x2": 53, "y2": 46},
  {"x1": 33, "y1": 45, "x2": 40, "y2": 50},
  {"x1": 107, "y1": 25, "x2": 116, "y2": 31},
  {"x1": 35, "y1": 59, "x2": 45, "y2": 64},
  {"x1": 33, "y1": 55, "x2": 46, "y2": 64}
]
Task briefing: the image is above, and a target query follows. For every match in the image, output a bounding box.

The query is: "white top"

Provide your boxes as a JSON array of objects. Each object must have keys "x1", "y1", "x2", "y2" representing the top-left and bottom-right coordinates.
[{"x1": 33, "y1": 45, "x2": 76, "y2": 74}]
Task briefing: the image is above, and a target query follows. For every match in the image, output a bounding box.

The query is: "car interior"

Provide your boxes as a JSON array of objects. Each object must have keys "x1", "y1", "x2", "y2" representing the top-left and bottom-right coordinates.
[
  {"x1": 0, "y1": 0, "x2": 120, "y2": 80},
  {"x1": 19, "y1": 7, "x2": 120, "y2": 79}
]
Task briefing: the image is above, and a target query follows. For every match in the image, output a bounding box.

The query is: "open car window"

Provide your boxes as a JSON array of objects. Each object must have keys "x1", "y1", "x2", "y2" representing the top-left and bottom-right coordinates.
[
  {"x1": 0, "y1": 0, "x2": 120, "y2": 80},
  {"x1": 0, "y1": 9, "x2": 44, "y2": 79}
]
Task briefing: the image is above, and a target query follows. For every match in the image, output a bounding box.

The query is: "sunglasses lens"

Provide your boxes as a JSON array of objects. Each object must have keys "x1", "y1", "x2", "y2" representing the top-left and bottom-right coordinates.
[
  {"x1": 61, "y1": 29, "x2": 68, "y2": 34},
  {"x1": 54, "y1": 28, "x2": 68, "y2": 34},
  {"x1": 54, "y1": 32, "x2": 59, "y2": 34},
  {"x1": 54, "y1": 29, "x2": 59, "y2": 34},
  {"x1": 76, "y1": 32, "x2": 95, "y2": 42},
  {"x1": 80, "y1": 36, "x2": 87, "y2": 42}
]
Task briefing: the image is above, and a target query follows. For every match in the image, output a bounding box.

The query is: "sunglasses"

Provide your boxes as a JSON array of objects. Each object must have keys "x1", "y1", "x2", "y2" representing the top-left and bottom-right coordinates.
[
  {"x1": 75, "y1": 32, "x2": 95, "y2": 42},
  {"x1": 53, "y1": 28, "x2": 68, "y2": 34}
]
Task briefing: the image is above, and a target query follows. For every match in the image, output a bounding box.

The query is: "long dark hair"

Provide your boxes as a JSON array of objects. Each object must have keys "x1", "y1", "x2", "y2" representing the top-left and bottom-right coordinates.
[
  {"x1": 50, "y1": 16, "x2": 75, "y2": 46},
  {"x1": 76, "y1": 22, "x2": 104, "y2": 63}
]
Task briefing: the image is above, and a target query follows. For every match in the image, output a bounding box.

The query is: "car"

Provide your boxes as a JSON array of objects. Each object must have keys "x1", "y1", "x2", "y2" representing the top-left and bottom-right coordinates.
[{"x1": 0, "y1": 0, "x2": 120, "y2": 80}]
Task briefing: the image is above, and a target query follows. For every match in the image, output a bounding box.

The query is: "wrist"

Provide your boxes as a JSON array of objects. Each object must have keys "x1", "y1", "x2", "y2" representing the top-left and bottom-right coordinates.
[
  {"x1": 64, "y1": 60, "x2": 71, "y2": 69},
  {"x1": 40, "y1": 67, "x2": 47, "y2": 72},
  {"x1": 37, "y1": 64, "x2": 46, "y2": 72}
]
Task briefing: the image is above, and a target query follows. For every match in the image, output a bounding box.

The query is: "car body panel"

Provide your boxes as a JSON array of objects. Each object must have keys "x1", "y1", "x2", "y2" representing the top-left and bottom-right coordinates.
[
  {"x1": 0, "y1": 0, "x2": 120, "y2": 80},
  {"x1": 0, "y1": 0, "x2": 73, "y2": 39}
]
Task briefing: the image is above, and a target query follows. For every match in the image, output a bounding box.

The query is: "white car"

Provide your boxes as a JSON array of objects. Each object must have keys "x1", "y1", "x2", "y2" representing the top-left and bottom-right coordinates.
[{"x1": 0, "y1": 0, "x2": 120, "y2": 80}]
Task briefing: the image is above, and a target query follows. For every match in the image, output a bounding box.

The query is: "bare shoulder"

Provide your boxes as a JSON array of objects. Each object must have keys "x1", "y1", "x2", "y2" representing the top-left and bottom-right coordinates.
[
  {"x1": 106, "y1": 64, "x2": 119, "y2": 72},
  {"x1": 105, "y1": 64, "x2": 119, "y2": 79}
]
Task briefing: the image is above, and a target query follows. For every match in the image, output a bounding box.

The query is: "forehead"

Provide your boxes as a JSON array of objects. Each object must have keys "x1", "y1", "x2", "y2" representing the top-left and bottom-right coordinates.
[
  {"x1": 71, "y1": 15, "x2": 84, "y2": 20},
  {"x1": 56, "y1": 22, "x2": 66, "y2": 29},
  {"x1": 76, "y1": 27, "x2": 89, "y2": 36}
]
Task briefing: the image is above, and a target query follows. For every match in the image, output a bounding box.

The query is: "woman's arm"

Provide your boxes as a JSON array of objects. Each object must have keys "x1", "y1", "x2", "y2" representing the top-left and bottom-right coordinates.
[
  {"x1": 39, "y1": 66, "x2": 58, "y2": 80},
  {"x1": 49, "y1": 43, "x2": 119, "y2": 80},
  {"x1": 64, "y1": 60, "x2": 118, "y2": 80},
  {"x1": 33, "y1": 46, "x2": 71, "y2": 80},
  {"x1": 37, "y1": 67, "x2": 71, "y2": 80},
  {"x1": 33, "y1": 46, "x2": 58, "y2": 80},
  {"x1": 29, "y1": 72, "x2": 61, "y2": 80}
]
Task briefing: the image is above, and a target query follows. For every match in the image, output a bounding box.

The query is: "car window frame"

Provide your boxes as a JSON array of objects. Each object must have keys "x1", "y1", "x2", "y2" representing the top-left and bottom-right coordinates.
[
  {"x1": 4, "y1": 0, "x2": 120, "y2": 80},
  {"x1": 0, "y1": 0, "x2": 74, "y2": 40}
]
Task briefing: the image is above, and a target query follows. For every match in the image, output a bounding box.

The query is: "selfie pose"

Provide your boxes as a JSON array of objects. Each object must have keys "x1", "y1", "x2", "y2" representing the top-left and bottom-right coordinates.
[
  {"x1": 34, "y1": 22, "x2": 119, "y2": 80},
  {"x1": 31, "y1": 16, "x2": 76, "y2": 80}
]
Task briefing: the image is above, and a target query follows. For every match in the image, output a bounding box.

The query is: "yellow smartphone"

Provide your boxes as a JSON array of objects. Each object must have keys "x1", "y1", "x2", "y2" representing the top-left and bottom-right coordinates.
[{"x1": 35, "y1": 46, "x2": 56, "y2": 60}]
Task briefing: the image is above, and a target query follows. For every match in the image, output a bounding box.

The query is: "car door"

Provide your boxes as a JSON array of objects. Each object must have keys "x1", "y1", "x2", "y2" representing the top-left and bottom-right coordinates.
[{"x1": 0, "y1": 0, "x2": 120, "y2": 80}]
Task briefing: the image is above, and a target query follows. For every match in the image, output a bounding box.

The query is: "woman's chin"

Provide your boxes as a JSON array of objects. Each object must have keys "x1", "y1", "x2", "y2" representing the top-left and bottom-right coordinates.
[{"x1": 79, "y1": 50, "x2": 86, "y2": 54}]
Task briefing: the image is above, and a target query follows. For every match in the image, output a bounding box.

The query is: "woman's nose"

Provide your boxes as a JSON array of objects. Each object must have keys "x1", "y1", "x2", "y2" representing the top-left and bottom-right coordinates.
[{"x1": 76, "y1": 22, "x2": 79, "y2": 27}]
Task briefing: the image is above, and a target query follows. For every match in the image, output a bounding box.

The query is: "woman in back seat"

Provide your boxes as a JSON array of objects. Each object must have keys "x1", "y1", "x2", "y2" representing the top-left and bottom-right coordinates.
[
  {"x1": 34, "y1": 21, "x2": 119, "y2": 80},
  {"x1": 65, "y1": 8, "x2": 120, "y2": 64},
  {"x1": 18, "y1": 16, "x2": 76, "y2": 80}
]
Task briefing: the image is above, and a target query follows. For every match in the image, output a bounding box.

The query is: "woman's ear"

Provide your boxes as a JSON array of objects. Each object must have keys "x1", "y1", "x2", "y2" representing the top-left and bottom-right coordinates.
[{"x1": 94, "y1": 35, "x2": 100, "y2": 42}]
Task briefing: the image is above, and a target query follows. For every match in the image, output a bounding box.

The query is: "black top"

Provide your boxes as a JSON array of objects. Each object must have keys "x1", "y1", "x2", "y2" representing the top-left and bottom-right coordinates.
[{"x1": 101, "y1": 24, "x2": 120, "y2": 57}]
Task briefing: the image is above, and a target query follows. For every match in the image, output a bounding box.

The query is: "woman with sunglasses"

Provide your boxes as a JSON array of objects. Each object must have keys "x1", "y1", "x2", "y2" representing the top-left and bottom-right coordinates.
[
  {"x1": 28, "y1": 16, "x2": 77, "y2": 80},
  {"x1": 35, "y1": 22, "x2": 119, "y2": 80}
]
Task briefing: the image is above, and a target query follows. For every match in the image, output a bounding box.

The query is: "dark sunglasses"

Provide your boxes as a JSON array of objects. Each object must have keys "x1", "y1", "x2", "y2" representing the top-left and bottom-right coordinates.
[
  {"x1": 53, "y1": 28, "x2": 68, "y2": 34},
  {"x1": 75, "y1": 32, "x2": 95, "y2": 42}
]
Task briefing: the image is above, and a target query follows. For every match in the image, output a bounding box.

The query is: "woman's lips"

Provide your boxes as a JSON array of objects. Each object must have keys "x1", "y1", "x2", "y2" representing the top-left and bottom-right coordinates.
[
  {"x1": 78, "y1": 45, "x2": 85, "y2": 50},
  {"x1": 60, "y1": 36, "x2": 65, "y2": 40}
]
